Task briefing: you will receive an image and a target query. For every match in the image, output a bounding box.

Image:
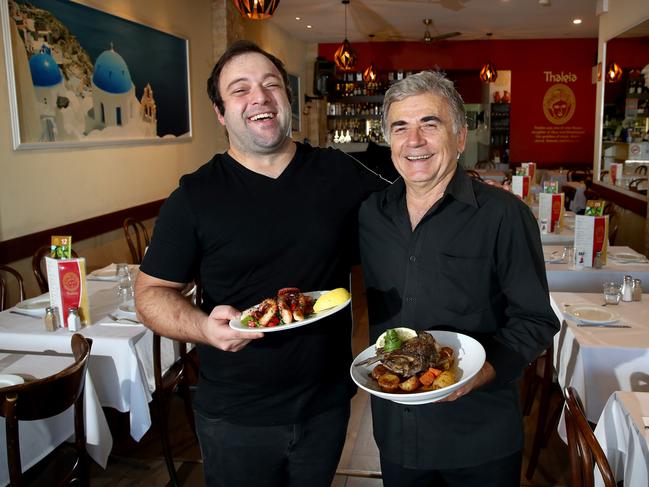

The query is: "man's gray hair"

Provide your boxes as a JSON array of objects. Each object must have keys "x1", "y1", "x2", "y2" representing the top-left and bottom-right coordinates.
[{"x1": 381, "y1": 71, "x2": 467, "y2": 144}]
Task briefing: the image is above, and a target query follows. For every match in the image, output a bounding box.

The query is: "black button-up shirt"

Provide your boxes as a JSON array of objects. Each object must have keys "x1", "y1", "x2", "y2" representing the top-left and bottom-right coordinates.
[{"x1": 358, "y1": 169, "x2": 559, "y2": 469}]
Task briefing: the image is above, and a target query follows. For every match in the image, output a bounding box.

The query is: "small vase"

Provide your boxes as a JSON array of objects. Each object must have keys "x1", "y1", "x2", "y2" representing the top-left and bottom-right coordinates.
[
  {"x1": 502, "y1": 90, "x2": 511, "y2": 103},
  {"x1": 493, "y1": 91, "x2": 501, "y2": 103}
]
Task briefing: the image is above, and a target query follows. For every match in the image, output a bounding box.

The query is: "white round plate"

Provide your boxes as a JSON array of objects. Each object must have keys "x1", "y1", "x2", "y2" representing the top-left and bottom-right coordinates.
[
  {"x1": 350, "y1": 330, "x2": 486, "y2": 405},
  {"x1": 609, "y1": 252, "x2": 648, "y2": 263},
  {"x1": 564, "y1": 305, "x2": 620, "y2": 325},
  {"x1": 229, "y1": 290, "x2": 351, "y2": 333},
  {"x1": 0, "y1": 374, "x2": 25, "y2": 388},
  {"x1": 14, "y1": 295, "x2": 50, "y2": 316}
]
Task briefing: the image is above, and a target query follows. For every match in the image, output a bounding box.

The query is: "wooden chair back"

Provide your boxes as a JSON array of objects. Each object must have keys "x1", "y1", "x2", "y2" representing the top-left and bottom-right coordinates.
[
  {"x1": 123, "y1": 218, "x2": 151, "y2": 264},
  {"x1": 561, "y1": 185, "x2": 577, "y2": 211},
  {"x1": 0, "y1": 334, "x2": 91, "y2": 486},
  {"x1": 31, "y1": 245, "x2": 79, "y2": 293},
  {"x1": 0, "y1": 265, "x2": 26, "y2": 311},
  {"x1": 564, "y1": 387, "x2": 616, "y2": 487},
  {"x1": 465, "y1": 169, "x2": 483, "y2": 181},
  {"x1": 568, "y1": 168, "x2": 591, "y2": 182}
]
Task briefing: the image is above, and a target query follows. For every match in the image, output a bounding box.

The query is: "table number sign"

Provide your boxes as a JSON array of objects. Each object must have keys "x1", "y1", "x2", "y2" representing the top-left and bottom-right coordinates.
[
  {"x1": 512, "y1": 175, "x2": 530, "y2": 201},
  {"x1": 538, "y1": 192, "x2": 564, "y2": 232},
  {"x1": 574, "y1": 215, "x2": 609, "y2": 267},
  {"x1": 45, "y1": 257, "x2": 90, "y2": 328}
]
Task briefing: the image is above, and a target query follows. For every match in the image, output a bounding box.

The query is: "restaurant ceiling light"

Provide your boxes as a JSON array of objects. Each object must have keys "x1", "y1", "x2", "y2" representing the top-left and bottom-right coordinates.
[
  {"x1": 233, "y1": 0, "x2": 280, "y2": 20},
  {"x1": 479, "y1": 61, "x2": 498, "y2": 83},
  {"x1": 334, "y1": 0, "x2": 357, "y2": 71},
  {"x1": 363, "y1": 34, "x2": 377, "y2": 83},
  {"x1": 606, "y1": 61, "x2": 623, "y2": 83},
  {"x1": 573, "y1": 18, "x2": 582, "y2": 24}
]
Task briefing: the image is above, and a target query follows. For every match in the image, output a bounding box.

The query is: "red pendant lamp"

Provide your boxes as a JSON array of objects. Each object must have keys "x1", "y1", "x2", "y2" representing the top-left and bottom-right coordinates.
[
  {"x1": 479, "y1": 61, "x2": 498, "y2": 83},
  {"x1": 606, "y1": 61, "x2": 623, "y2": 83},
  {"x1": 334, "y1": 0, "x2": 357, "y2": 71},
  {"x1": 363, "y1": 34, "x2": 378, "y2": 83},
  {"x1": 233, "y1": 0, "x2": 280, "y2": 20}
]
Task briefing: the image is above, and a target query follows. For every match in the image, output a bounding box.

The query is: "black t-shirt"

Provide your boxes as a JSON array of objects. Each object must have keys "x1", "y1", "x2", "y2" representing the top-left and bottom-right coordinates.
[{"x1": 141, "y1": 143, "x2": 386, "y2": 425}]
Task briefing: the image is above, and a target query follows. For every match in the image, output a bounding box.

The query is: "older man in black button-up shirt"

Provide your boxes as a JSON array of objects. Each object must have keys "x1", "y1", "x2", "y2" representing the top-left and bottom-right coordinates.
[{"x1": 359, "y1": 71, "x2": 559, "y2": 487}]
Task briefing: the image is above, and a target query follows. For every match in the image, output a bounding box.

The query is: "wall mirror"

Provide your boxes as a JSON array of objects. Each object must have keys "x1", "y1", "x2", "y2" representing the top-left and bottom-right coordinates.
[{"x1": 600, "y1": 19, "x2": 649, "y2": 188}]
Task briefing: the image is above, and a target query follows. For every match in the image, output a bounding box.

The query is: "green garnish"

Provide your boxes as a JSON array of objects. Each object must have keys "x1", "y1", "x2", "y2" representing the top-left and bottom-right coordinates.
[
  {"x1": 240, "y1": 315, "x2": 253, "y2": 327},
  {"x1": 383, "y1": 329, "x2": 403, "y2": 352}
]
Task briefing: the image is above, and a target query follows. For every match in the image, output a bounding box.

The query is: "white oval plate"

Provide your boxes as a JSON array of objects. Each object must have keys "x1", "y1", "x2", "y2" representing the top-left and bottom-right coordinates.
[
  {"x1": 350, "y1": 330, "x2": 486, "y2": 405},
  {"x1": 564, "y1": 305, "x2": 620, "y2": 325},
  {"x1": 14, "y1": 295, "x2": 50, "y2": 316},
  {"x1": 0, "y1": 374, "x2": 25, "y2": 388},
  {"x1": 229, "y1": 290, "x2": 351, "y2": 333}
]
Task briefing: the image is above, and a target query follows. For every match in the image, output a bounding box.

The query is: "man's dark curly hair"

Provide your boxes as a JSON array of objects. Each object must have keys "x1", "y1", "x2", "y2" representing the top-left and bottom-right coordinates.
[{"x1": 207, "y1": 40, "x2": 292, "y2": 115}]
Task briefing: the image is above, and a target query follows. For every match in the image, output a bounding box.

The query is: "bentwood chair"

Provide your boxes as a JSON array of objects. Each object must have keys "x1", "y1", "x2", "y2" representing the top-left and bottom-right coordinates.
[
  {"x1": 564, "y1": 387, "x2": 616, "y2": 487},
  {"x1": 562, "y1": 185, "x2": 577, "y2": 211},
  {"x1": 568, "y1": 168, "x2": 591, "y2": 183},
  {"x1": 0, "y1": 334, "x2": 91, "y2": 487},
  {"x1": 465, "y1": 169, "x2": 483, "y2": 181},
  {"x1": 32, "y1": 245, "x2": 79, "y2": 293},
  {"x1": 123, "y1": 217, "x2": 150, "y2": 264},
  {"x1": 151, "y1": 283, "x2": 199, "y2": 486},
  {"x1": 0, "y1": 265, "x2": 26, "y2": 311}
]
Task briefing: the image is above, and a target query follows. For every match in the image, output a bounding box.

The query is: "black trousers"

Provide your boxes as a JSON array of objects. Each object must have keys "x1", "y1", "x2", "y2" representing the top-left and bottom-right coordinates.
[
  {"x1": 195, "y1": 404, "x2": 350, "y2": 487},
  {"x1": 380, "y1": 450, "x2": 522, "y2": 487}
]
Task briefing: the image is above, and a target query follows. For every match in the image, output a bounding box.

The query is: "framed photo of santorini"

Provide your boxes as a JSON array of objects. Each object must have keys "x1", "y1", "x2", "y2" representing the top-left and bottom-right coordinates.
[{"x1": 1, "y1": 0, "x2": 191, "y2": 150}]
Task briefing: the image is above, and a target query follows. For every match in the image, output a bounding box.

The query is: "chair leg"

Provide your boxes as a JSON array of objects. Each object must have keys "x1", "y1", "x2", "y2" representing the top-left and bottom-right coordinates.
[
  {"x1": 153, "y1": 393, "x2": 180, "y2": 487},
  {"x1": 178, "y1": 380, "x2": 198, "y2": 440},
  {"x1": 521, "y1": 360, "x2": 539, "y2": 416}
]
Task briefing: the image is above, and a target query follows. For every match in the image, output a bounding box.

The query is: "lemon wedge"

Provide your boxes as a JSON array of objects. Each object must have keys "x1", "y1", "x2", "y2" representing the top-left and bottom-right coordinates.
[
  {"x1": 375, "y1": 327, "x2": 418, "y2": 349},
  {"x1": 313, "y1": 288, "x2": 351, "y2": 313}
]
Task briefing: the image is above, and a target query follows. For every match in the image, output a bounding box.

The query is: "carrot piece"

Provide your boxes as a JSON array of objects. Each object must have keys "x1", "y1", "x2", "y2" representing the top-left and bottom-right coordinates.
[{"x1": 418, "y1": 367, "x2": 442, "y2": 386}]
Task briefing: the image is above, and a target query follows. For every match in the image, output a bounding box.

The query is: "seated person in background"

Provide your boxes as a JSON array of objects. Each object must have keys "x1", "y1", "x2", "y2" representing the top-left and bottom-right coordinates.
[{"x1": 359, "y1": 70, "x2": 559, "y2": 487}]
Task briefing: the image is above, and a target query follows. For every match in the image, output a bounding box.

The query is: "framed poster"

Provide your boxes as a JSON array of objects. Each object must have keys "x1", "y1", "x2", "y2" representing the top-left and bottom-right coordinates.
[
  {"x1": 1, "y1": 0, "x2": 192, "y2": 150},
  {"x1": 288, "y1": 73, "x2": 300, "y2": 132}
]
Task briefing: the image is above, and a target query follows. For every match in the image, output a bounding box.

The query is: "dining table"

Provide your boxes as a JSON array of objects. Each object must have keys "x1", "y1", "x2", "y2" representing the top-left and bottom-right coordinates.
[
  {"x1": 0, "y1": 351, "x2": 109, "y2": 486},
  {"x1": 593, "y1": 391, "x2": 649, "y2": 487},
  {"x1": 544, "y1": 246, "x2": 649, "y2": 292},
  {"x1": 0, "y1": 265, "x2": 182, "y2": 478},
  {"x1": 551, "y1": 291, "x2": 649, "y2": 425}
]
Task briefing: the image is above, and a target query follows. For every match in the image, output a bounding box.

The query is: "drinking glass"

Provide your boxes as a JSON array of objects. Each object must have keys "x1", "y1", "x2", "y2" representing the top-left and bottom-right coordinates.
[
  {"x1": 562, "y1": 246, "x2": 574, "y2": 265},
  {"x1": 603, "y1": 282, "x2": 621, "y2": 305}
]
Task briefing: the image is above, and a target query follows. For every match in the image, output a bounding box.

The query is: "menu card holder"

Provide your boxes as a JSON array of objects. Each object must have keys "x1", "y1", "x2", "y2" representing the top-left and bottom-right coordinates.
[
  {"x1": 538, "y1": 192, "x2": 564, "y2": 232},
  {"x1": 45, "y1": 257, "x2": 90, "y2": 328},
  {"x1": 521, "y1": 162, "x2": 536, "y2": 184},
  {"x1": 512, "y1": 175, "x2": 530, "y2": 201},
  {"x1": 610, "y1": 163, "x2": 623, "y2": 185},
  {"x1": 574, "y1": 215, "x2": 608, "y2": 267}
]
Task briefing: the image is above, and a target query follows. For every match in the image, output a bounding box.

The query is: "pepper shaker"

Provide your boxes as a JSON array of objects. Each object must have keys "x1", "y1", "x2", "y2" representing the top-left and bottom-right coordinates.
[
  {"x1": 593, "y1": 251, "x2": 603, "y2": 269},
  {"x1": 44, "y1": 306, "x2": 58, "y2": 332},
  {"x1": 621, "y1": 275, "x2": 634, "y2": 302},
  {"x1": 632, "y1": 279, "x2": 642, "y2": 301}
]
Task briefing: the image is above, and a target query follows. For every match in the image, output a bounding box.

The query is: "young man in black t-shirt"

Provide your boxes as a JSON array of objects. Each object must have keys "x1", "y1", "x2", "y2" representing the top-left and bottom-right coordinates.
[{"x1": 135, "y1": 41, "x2": 385, "y2": 487}]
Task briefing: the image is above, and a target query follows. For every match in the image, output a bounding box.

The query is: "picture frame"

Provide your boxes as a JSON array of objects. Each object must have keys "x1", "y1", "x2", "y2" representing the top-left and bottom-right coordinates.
[
  {"x1": 288, "y1": 73, "x2": 300, "y2": 132},
  {"x1": 1, "y1": 0, "x2": 192, "y2": 150}
]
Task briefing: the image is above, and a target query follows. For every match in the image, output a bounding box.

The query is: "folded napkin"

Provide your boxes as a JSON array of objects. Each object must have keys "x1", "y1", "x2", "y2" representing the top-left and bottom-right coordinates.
[
  {"x1": 87, "y1": 263, "x2": 139, "y2": 281},
  {"x1": 12, "y1": 294, "x2": 50, "y2": 317}
]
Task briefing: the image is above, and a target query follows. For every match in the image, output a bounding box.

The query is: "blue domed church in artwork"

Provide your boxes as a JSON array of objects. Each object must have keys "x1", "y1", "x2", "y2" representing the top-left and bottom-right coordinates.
[{"x1": 85, "y1": 44, "x2": 140, "y2": 132}]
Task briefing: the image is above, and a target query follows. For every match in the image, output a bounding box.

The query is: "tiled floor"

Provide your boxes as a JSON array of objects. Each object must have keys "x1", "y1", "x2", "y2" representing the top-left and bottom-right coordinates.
[{"x1": 90, "y1": 271, "x2": 571, "y2": 485}]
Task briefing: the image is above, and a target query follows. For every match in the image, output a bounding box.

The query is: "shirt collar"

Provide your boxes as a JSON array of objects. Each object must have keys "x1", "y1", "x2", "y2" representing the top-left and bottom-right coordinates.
[{"x1": 381, "y1": 168, "x2": 479, "y2": 210}]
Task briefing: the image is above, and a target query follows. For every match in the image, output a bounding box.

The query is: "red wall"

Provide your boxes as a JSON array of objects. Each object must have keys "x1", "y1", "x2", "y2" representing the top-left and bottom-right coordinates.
[{"x1": 319, "y1": 38, "x2": 598, "y2": 167}]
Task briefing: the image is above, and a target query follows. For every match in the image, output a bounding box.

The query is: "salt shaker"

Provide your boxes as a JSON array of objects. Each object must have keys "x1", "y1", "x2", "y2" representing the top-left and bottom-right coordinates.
[
  {"x1": 67, "y1": 307, "x2": 81, "y2": 331},
  {"x1": 621, "y1": 275, "x2": 634, "y2": 302},
  {"x1": 44, "y1": 306, "x2": 58, "y2": 332},
  {"x1": 632, "y1": 279, "x2": 643, "y2": 301}
]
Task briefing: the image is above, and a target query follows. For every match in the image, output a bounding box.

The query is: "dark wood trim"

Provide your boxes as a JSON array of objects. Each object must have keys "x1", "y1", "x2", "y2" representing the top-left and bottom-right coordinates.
[
  {"x1": 592, "y1": 182, "x2": 647, "y2": 217},
  {"x1": 0, "y1": 199, "x2": 165, "y2": 265}
]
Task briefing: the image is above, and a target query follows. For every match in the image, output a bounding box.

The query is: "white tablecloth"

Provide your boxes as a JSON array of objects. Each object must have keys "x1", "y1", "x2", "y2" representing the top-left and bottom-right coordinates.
[
  {"x1": 0, "y1": 279, "x2": 179, "y2": 445},
  {"x1": 551, "y1": 292, "x2": 649, "y2": 425},
  {"x1": 545, "y1": 246, "x2": 649, "y2": 292},
  {"x1": 0, "y1": 352, "x2": 111, "y2": 485},
  {"x1": 594, "y1": 391, "x2": 649, "y2": 487}
]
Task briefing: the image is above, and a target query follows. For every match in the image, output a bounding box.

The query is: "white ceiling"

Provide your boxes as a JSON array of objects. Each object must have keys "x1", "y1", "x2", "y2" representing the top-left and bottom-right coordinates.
[{"x1": 267, "y1": 0, "x2": 600, "y2": 44}]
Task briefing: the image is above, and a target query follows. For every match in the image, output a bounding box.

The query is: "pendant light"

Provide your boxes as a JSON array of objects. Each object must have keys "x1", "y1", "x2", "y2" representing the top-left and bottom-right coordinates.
[
  {"x1": 479, "y1": 33, "x2": 497, "y2": 83},
  {"x1": 479, "y1": 61, "x2": 498, "y2": 83},
  {"x1": 233, "y1": 0, "x2": 280, "y2": 20},
  {"x1": 363, "y1": 34, "x2": 377, "y2": 83},
  {"x1": 334, "y1": 0, "x2": 357, "y2": 71},
  {"x1": 605, "y1": 61, "x2": 623, "y2": 83}
]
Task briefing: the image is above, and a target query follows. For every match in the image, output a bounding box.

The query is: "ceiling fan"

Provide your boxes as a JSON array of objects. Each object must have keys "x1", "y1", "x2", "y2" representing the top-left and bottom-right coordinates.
[{"x1": 422, "y1": 18, "x2": 461, "y2": 42}]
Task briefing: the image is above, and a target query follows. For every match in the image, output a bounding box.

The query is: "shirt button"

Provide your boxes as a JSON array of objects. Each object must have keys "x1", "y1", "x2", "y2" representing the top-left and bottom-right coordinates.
[
  {"x1": 409, "y1": 255, "x2": 416, "y2": 263},
  {"x1": 404, "y1": 407, "x2": 411, "y2": 413}
]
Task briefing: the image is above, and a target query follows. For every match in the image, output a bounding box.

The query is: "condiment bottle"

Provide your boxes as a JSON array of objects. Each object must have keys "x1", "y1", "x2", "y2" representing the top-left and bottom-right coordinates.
[
  {"x1": 593, "y1": 251, "x2": 603, "y2": 269},
  {"x1": 621, "y1": 275, "x2": 634, "y2": 302},
  {"x1": 67, "y1": 307, "x2": 81, "y2": 332},
  {"x1": 632, "y1": 279, "x2": 642, "y2": 301},
  {"x1": 44, "y1": 306, "x2": 58, "y2": 332}
]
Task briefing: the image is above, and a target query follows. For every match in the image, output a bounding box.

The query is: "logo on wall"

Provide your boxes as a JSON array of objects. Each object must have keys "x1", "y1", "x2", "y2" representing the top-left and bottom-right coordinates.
[{"x1": 542, "y1": 83, "x2": 576, "y2": 125}]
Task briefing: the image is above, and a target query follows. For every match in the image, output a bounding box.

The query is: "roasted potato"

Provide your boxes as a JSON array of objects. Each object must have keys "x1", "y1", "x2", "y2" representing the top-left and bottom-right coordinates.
[
  {"x1": 432, "y1": 370, "x2": 456, "y2": 390},
  {"x1": 398, "y1": 375, "x2": 420, "y2": 392},
  {"x1": 377, "y1": 373, "x2": 401, "y2": 392},
  {"x1": 371, "y1": 364, "x2": 390, "y2": 380}
]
